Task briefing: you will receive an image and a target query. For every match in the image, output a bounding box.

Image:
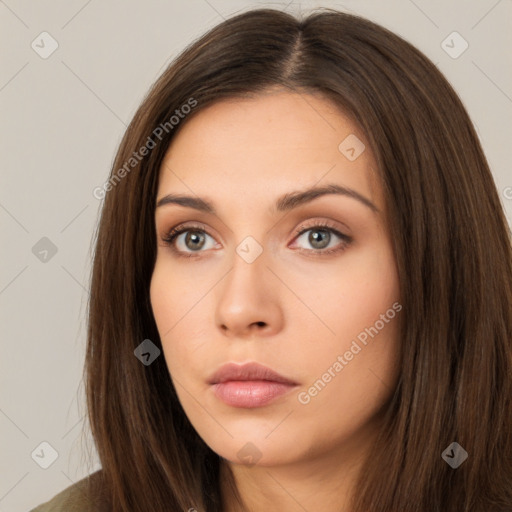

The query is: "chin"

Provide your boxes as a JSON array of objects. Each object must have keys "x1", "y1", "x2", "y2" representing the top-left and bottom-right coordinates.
[{"x1": 200, "y1": 427, "x2": 303, "y2": 468}]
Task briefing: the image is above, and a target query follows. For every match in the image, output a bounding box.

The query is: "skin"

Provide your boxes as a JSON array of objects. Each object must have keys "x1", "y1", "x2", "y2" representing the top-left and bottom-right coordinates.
[{"x1": 150, "y1": 89, "x2": 401, "y2": 512}]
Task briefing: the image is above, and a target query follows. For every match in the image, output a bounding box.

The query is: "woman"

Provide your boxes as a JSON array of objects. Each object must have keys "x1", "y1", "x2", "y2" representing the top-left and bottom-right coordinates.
[{"x1": 31, "y1": 7, "x2": 512, "y2": 512}]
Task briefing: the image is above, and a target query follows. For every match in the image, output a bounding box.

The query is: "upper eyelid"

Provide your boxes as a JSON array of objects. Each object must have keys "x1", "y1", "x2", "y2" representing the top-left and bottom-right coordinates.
[
  {"x1": 162, "y1": 220, "x2": 349, "y2": 245},
  {"x1": 163, "y1": 219, "x2": 346, "y2": 234}
]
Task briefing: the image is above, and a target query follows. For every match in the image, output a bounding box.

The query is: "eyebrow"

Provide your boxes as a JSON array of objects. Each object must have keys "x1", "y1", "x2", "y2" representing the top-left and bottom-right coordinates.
[{"x1": 155, "y1": 183, "x2": 379, "y2": 214}]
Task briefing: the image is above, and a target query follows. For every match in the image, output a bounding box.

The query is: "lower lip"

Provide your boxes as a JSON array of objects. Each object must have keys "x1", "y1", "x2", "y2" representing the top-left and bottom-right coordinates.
[{"x1": 211, "y1": 380, "x2": 296, "y2": 408}]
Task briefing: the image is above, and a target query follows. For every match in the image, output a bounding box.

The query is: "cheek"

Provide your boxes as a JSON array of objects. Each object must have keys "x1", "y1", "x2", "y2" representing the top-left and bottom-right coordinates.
[
  {"x1": 290, "y1": 237, "x2": 399, "y2": 344},
  {"x1": 341, "y1": 236, "x2": 399, "y2": 322},
  {"x1": 149, "y1": 258, "x2": 206, "y2": 337},
  {"x1": 293, "y1": 304, "x2": 400, "y2": 448},
  {"x1": 149, "y1": 264, "x2": 185, "y2": 372},
  {"x1": 292, "y1": 239, "x2": 401, "y2": 400},
  {"x1": 149, "y1": 262, "x2": 210, "y2": 379},
  {"x1": 149, "y1": 264, "x2": 175, "y2": 339}
]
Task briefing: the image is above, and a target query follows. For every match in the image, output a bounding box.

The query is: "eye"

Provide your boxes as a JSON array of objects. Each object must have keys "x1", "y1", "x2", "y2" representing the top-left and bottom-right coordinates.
[
  {"x1": 291, "y1": 222, "x2": 352, "y2": 256},
  {"x1": 161, "y1": 223, "x2": 218, "y2": 258},
  {"x1": 160, "y1": 221, "x2": 352, "y2": 259}
]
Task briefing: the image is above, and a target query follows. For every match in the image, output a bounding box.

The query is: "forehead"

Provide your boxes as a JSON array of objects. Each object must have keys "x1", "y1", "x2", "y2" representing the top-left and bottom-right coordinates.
[{"x1": 157, "y1": 91, "x2": 382, "y2": 213}]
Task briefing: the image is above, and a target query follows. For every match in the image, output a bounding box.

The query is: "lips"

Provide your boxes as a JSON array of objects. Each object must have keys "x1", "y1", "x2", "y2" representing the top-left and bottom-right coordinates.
[
  {"x1": 208, "y1": 362, "x2": 298, "y2": 385},
  {"x1": 208, "y1": 362, "x2": 298, "y2": 408}
]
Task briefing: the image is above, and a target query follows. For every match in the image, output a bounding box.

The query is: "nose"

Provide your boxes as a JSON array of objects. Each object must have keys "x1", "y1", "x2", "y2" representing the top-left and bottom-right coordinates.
[{"x1": 214, "y1": 249, "x2": 284, "y2": 339}]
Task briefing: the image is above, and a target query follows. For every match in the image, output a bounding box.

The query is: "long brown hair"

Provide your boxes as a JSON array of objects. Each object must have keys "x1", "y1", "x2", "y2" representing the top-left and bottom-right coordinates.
[{"x1": 82, "y1": 7, "x2": 512, "y2": 511}]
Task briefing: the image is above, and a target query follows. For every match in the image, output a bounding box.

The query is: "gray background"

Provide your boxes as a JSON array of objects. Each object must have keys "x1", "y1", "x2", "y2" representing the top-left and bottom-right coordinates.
[{"x1": 1, "y1": 0, "x2": 511, "y2": 510}]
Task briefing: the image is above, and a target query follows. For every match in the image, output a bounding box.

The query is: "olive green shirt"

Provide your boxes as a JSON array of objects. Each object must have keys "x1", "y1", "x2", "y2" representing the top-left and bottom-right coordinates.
[{"x1": 30, "y1": 471, "x2": 102, "y2": 511}]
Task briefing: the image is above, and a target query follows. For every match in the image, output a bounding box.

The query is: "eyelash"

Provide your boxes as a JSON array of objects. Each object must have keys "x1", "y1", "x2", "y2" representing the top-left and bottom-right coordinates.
[{"x1": 160, "y1": 221, "x2": 353, "y2": 259}]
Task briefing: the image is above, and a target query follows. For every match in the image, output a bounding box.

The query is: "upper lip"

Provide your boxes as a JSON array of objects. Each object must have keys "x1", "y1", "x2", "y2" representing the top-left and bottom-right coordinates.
[{"x1": 208, "y1": 362, "x2": 298, "y2": 385}]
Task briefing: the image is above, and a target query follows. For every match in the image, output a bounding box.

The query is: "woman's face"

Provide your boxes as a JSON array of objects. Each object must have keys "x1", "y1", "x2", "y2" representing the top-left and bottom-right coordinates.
[{"x1": 150, "y1": 90, "x2": 401, "y2": 468}]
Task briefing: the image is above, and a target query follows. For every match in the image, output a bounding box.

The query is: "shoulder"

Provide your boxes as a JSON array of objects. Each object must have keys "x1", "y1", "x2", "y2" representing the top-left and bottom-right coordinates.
[{"x1": 29, "y1": 470, "x2": 104, "y2": 512}]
